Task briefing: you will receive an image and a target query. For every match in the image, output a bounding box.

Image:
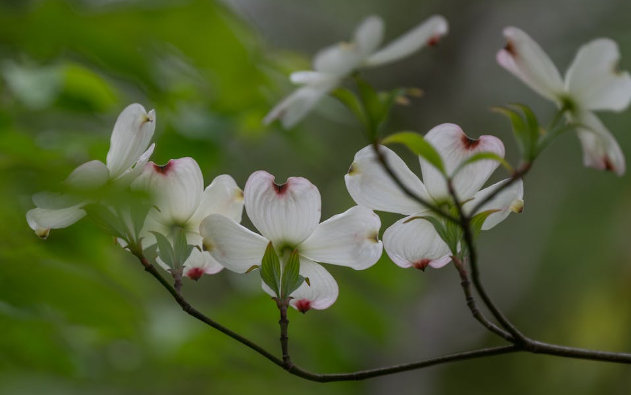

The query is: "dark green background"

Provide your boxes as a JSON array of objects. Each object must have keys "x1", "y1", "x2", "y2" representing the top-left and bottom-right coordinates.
[{"x1": 1, "y1": 0, "x2": 631, "y2": 394}]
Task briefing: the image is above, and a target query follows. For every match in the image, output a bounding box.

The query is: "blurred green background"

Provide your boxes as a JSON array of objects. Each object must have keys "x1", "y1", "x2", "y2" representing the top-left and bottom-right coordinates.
[{"x1": 2, "y1": 0, "x2": 631, "y2": 394}]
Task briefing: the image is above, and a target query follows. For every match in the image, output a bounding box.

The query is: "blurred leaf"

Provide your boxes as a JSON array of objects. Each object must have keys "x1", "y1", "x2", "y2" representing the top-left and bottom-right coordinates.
[
  {"x1": 84, "y1": 204, "x2": 128, "y2": 240},
  {"x1": 150, "y1": 231, "x2": 175, "y2": 269},
  {"x1": 470, "y1": 209, "x2": 500, "y2": 240}
]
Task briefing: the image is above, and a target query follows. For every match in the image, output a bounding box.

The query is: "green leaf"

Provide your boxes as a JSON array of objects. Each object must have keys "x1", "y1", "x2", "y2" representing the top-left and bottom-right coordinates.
[
  {"x1": 452, "y1": 152, "x2": 513, "y2": 177},
  {"x1": 83, "y1": 204, "x2": 129, "y2": 240},
  {"x1": 281, "y1": 249, "x2": 305, "y2": 299},
  {"x1": 143, "y1": 244, "x2": 159, "y2": 263},
  {"x1": 510, "y1": 103, "x2": 540, "y2": 152},
  {"x1": 260, "y1": 242, "x2": 281, "y2": 298},
  {"x1": 150, "y1": 231, "x2": 175, "y2": 269},
  {"x1": 444, "y1": 206, "x2": 462, "y2": 254},
  {"x1": 173, "y1": 227, "x2": 194, "y2": 268},
  {"x1": 470, "y1": 209, "x2": 501, "y2": 240},
  {"x1": 129, "y1": 202, "x2": 151, "y2": 242},
  {"x1": 382, "y1": 131, "x2": 445, "y2": 174},
  {"x1": 492, "y1": 106, "x2": 535, "y2": 161},
  {"x1": 331, "y1": 88, "x2": 367, "y2": 127}
]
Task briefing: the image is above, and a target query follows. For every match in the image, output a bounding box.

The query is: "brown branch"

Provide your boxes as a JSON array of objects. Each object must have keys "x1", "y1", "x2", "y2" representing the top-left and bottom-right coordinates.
[
  {"x1": 370, "y1": 142, "x2": 459, "y2": 224},
  {"x1": 451, "y1": 256, "x2": 514, "y2": 342}
]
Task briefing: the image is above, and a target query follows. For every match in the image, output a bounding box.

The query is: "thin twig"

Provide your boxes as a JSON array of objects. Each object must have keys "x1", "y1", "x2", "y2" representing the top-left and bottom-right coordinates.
[
  {"x1": 370, "y1": 142, "x2": 458, "y2": 224},
  {"x1": 447, "y1": 178, "x2": 529, "y2": 343},
  {"x1": 451, "y1": 256, "x2": 514, "y2": 341}
]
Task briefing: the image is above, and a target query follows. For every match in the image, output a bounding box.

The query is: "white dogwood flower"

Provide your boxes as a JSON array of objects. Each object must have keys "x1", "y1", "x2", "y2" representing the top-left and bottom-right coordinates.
[
  {"x1": 264, "y1": 15, "x2": 448, "y2": 128},
  {"x1": 497, "y1": 27, "x2": 631, "y2": 175},
  {"x1": 132, "y1": 157, "x2": 244, "y2": 280},
  {"x1": 199, "y1": 170, "x2": 383, "y2": 312},
  {"x1": 26, "y1": 103, "x2": 156, "y2": 238},
  {"x1": 345, "y1": 124, "x2": 524, "y2": 270}
]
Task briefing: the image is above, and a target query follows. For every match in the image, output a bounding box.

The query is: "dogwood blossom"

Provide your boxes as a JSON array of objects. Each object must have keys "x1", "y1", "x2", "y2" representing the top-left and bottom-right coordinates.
[
  {"x1": 26, "y1": 104, "x2": 156, "y2": 238},
  {"x1": 497, "y1": 27, "x2": 631, "y2": 175},
  {"x1": 132, "y1": 157, "x2": 244, "y2": 280},
  {"x1": 264, "y1": 15, "x2": 448, "y2": 128},
  {"x1": 199, "y1": 171, "x2": 383, "y2": 312},
  {"x1": 345, "y1": 124, "x2": 524, "y2": 270}
]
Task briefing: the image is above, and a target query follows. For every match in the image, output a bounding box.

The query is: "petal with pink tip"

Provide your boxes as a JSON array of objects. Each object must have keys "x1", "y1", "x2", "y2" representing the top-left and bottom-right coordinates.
[
  {"x1": 299, "y1": 206, "x2": 383, "y2": 270},
  {"x1": 183, "y1": 248, "x2": 224, "y2": 279},
  {"x1": 383, "y1": 213, "x2": 452, "y2": 270},
  {"x1": 496, "y1": 27, "x2": 564, "y2": 102},
  {"x1": 289, "y1": 258, "x2": 339, "y2": 312},
  {"x1": 244, "y1": 171, "x2": 321, "y2": 246},
  {"x1": 571, "y1": 112, "x2": 625, "y2": 176},
  {"x1": 134, "y1": 157, "x2": 203, "y2": 226},
  {"x1": 422, "y1": 123, "x2": 505, "y2": 201},
  {"x1": 364, "y1": 15, "x2": 448, "y2": 67},
  {"x1": 345, "y1": 145, "x2": 429, "y2": 215}
]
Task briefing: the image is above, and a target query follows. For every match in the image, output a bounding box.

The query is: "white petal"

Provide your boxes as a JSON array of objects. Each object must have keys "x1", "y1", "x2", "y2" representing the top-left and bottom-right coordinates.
[
  {"x1": 572, "y1": 111, "x2": 625, "y2": 176},
  {"x1": 111, "y1": 143, "x2": 155, "y2": 187},
  {"x1": 106, "y1": 104, "x2": 156, "y2": 179},
  {"x1": 26, "y1": 204, "x2": 86, "y2": 238},
  {"x1": 289, "y1": 258, "x2": 339, "y2": 312},
  {"x1": 299, "y1": 206, "x2": 383, "y2": 270},
  {"x1": 354, "y1": 16, "x2": 384, "y2": 57},
  {"x1": 383, "y1": 213, "x2": 452, "y2": 270},
  {"x1": 189, "y1": 174, "x2": 244, "y2": 231},
  {"x1": 422, "y1": 123, "x2": 505, "y2": 201},
  {"x1": 496, "y1": 27, "x2": 564, "y2": 102},
  {"x1": 183, "y1": 248, "x2": 224, "y2": 280},
  {"x1": 65, "y1": 160, "x2": 109, "y2": 190},
  {"x1": 565, "y1": 39, "x2": 631, "y2": 112},
  {"x1": 289, "y1": 71, "x2": 335, "y2": 86},
  {"x1": 199, "y1": 214, "x2": 269, "y2": 273},
  {"x1": 313, "y1": 43, "x2": 363, "y2": 75},
  {"x1": 463, "y1": 179, "x2": 524, "y2": 230},
  {"x1": 364, "y1": 15, "x2": 448, "y2": 67},
  {"x1": 263, "y1": 84, "x2": 335, "y2": 129},
  {"x1": 133, "y1": 157, "x2": 203, "y2": 226},
  {"x1": 345, "y1": 145, "x2": 428, "y2": 215},
  {"x1": 244, "y1": 171, "x2": 321, "y2": 246}
]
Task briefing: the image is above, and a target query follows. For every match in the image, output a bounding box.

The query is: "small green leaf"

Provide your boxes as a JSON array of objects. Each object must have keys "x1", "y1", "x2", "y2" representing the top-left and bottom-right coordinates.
[
  {"x1": 492, "y1": 106, "x2": 534, "y2": 161},
  {"x1": 173, "y1": 227, "x2": 194, "y2": 268},
  {"x1": 510, "y1": 103, "x2": 540, "y2": 149},
  {"x1": 84, "y1": 204, "x2": 128, "y2": 240},
  {"x1": 382, "y1": 131, "x2": 445, "y2": 174},
  {"x1": 281, "y1": 249, "x2": 305, "y2": 299},
  {"x1": 470, "y1": 209, "x2": 501, "y2": 240},
  {"x1": 331, "y1": 88, "x2": 367, "y2": 126},
  {"x1": 260, "y1": 242, "x2": 281, "y2": 298},
  {"x1": 143, "y1": 244, "x2": 159, "y2": 262},
  {"x1": 129, "y1": 202, "x2": 151, "y2": 242},
  {"x1": 452, "y1": 152, "x2": 513, "y2": 177},
  {"x1": 150, "y1": 231, "x2": 175, "y2": 269}
]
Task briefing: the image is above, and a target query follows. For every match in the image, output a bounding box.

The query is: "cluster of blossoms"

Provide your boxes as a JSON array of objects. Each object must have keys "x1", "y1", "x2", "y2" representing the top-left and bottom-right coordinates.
[{"x1": 27, "y1": 15, "x2": 631, "y2": 314}]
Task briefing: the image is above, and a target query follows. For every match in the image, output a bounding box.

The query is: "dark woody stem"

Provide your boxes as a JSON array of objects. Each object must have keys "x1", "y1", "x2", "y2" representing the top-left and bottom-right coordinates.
[
  {"x1": 370, "y1": 142, "x2": 459, "y2": 224},
  {"x1": 447, "y1": 179, "x2": 528, "y2": 343},
  {"x1": 451, "y1": 256, "x2": 514, "y2": 341},
  {"x1": 275, "y1": 298, "x2": 293, "y2": 368}
]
